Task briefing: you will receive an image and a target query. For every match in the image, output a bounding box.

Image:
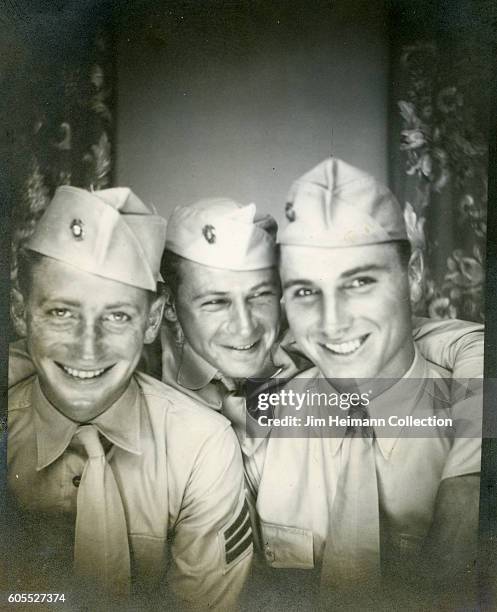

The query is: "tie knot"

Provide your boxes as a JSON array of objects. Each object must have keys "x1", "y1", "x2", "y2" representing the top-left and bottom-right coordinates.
[
  {"x1": 76, "y1": 425, "x2": 105, "y2": 458},
  {"x1": 215, "y1": 373, "x2": 238, "y2": 394},
  {"x1": 346, "y1": 402, "x2": 374, "y2": 438}
]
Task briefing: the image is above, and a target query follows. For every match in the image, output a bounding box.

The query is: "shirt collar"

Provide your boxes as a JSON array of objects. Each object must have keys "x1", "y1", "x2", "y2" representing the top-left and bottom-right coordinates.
[
  {"x1": 160, "y1": 325, "x2": 224, "y2": 409},
  {"x1": 160, "y1": 324, "x2": 218, "y2": 389},
  {"x1": 321, "y1": 349, "x2": 432, "y2": 459},
  {"x1": 33, "y1": 378, "x2": 78, "y2": 471},
  {"x1": 366, "y1": 349, "x2": 428, "y2": 458},
  {"x1": 274, "y1": 328, "x2": 312, "y2": 376},
  {"x1": 93, "y1": 378, "x2": 142, "y2": 456},
  {"x1": 178, "y1": 341, "x2": 220, "y2": 390},
  {"x1": 33, "y1": 376, "x2": 142, "y2": 471}
]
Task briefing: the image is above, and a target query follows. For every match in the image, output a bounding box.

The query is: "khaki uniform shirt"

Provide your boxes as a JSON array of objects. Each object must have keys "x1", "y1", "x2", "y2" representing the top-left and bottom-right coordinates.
[
  {"x1": 245, "y1": 351, "x2": 481, "y2": 573},
  {"x1": 156, "y1": 324, "x2": 309, "y2": 455},
  {"x1": 157, "y1": 323, "x2": 308, "y2": 411},
  {"x1": 7, "y1": 372, "x2": 252, "y2": 609}
]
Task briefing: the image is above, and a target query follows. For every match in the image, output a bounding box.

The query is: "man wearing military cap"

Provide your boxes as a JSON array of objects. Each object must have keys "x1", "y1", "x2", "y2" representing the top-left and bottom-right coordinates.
[
  {"x1": 10, "y1": 193, "x2": 483, "y2": 442},
  {"x1": 6, "y1": 186, "x2": 252, "y2": 608},
  {"x1": 156, "y1": 197, "x2": 303, "y2": 457},
  {"x1": 244, "y1": 158, "x2": 482, "y2": 608},
  {"x1": 154, "y1": 196, "x2": 482, "y2": 455}
]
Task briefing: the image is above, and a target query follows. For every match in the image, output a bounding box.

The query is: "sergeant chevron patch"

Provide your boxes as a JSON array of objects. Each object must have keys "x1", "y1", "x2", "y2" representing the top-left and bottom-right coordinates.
[{"x1": 220, "y1": 499, "x2": 253, "y2": 571}]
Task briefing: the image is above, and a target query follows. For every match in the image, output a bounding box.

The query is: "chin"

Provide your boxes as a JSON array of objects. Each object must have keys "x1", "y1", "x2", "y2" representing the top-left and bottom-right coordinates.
[
  {"x1": 55, "y1": 398, "x2": 102, "y2": 419},
  {"x1": 223, "y1": 367, "x2": 254, "y2": 380}
]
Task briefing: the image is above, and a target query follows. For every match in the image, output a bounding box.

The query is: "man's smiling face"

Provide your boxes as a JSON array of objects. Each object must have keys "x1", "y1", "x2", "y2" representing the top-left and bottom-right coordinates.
[
  {"x1": 23, "y1": 255, "x2": 162, "y2": 421},
  {"x1": 173, "y1": 259, "x2": 281, "y2": 379},
  {"x1": 280, "y1": 242, "x2": 415, "y2": 382}
]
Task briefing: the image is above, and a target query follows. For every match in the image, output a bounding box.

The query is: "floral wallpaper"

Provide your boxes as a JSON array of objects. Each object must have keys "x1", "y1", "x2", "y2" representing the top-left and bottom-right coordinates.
[
  {"x1": 9, "y1": 27, "x2": 114, "y2": 337},
  {"x1": 395, "y1": 41, "x2": 488, "y2": 322}
]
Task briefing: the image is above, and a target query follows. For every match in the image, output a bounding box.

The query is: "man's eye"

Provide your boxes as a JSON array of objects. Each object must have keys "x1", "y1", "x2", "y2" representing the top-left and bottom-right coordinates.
[
  {"x1": 105, "y1": 312, "x2": 131, "y2": 323},
  {"x1": 250, "y1": 291, "x2": 275, "y2": 300},
  {"x1": 293, "y1": 287, "x2": 316, "y2": 298},
  {"x1": 345, "y1": 277, "x2": 376, "y2": 290},
  {"x1": 48, "y1": 308, "x2": 72, "y2": 319},
  {"x1": 202, "y1": 299, "x2": 228, "y2": 307}
]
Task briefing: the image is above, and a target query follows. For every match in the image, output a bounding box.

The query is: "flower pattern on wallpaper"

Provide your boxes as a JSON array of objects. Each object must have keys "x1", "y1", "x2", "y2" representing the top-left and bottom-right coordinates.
[
  {"x1": 397, "y1": 42, "x2": 488, "y2": 322},
  {"x1": 10, "y1": 30, "x2": 114, "y2": 337}
]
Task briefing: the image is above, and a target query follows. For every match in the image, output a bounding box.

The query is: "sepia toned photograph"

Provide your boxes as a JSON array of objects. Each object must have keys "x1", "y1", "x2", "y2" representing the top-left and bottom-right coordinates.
[{"x1": 0, "y1": 1, "x2": 494, "y2": 610}]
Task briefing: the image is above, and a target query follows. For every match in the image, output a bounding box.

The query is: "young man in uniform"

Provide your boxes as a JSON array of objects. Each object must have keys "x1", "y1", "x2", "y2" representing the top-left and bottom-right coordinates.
[
  {"x1": 157, "y1": 197, "x2": 483, "y2": 439},
  {"x1": 245, "y1": 158, "x2": 482, "y2": 609},
  {"x1": 10, "y1": 197, "x2": 483, "y2": 440},
  {"x1": 157, "y1": 198, "x2": 304, "y2": 453},
  {"x1": 5, "y1": 186, "x2": 252, "y2": 609}
]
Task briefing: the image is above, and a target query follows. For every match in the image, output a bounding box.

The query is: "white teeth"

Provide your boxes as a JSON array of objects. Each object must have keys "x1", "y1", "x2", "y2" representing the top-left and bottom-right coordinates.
[
  {"x1": 62, "y1": 366, "x2": 105, "y2": 379},
  {"x1": 324, "y1": 336, "x2": 365, "y2": 355},
  {"x1": 230, "y1": 343, "x2": 256, "y2": 351}
]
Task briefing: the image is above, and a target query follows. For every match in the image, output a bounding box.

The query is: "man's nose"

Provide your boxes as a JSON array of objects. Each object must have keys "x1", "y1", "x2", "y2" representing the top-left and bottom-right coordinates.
[
  {"x1": 76, "y1": 320, "x2": 102, "y2": 362},
  {"x1": 227, "y1": 301, "x2": 255, "y2": 338},
  {"x1": 320, "y1": 292, "x2": 351, "y2": 335}
]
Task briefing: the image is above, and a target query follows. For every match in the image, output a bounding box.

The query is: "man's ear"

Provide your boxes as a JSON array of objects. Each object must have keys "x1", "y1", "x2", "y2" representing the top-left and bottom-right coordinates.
[
  {"x1": 11, "y1": 287, "x2": 28, "y2": 338},
  {"x1": 408, "y1": 248, "x2": 424, "y2": 305},
  {"x1": 144, "y1": 294, "x2": 166, "y2": 344},
  {"x1": 162, "y1": 286, "x2": 178, "y2": 323}
]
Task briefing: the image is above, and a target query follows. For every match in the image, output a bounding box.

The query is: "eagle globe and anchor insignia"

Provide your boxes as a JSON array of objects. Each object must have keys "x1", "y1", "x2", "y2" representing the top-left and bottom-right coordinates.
[
  {"x1": 70, "y1": 219, "x2": 84, "y2": 240},
  {"x1": 202, "y1": 224, "x2": 216, "y2": 244},
  {"x1": 285, "y1": 202, "x2": 296, "y2": 222}
]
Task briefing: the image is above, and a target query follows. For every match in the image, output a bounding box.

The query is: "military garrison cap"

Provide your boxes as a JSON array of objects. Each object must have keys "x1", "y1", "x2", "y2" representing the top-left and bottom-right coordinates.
[
  {"x1": 26, "y1": 186, "x2": 167, "y2": 290},
  {"x1": 165, "y1": 198, "x2": 277, "y2": 271},
  {"x1": 278, "y1": 157, "x2": 407, "y2": 248}
]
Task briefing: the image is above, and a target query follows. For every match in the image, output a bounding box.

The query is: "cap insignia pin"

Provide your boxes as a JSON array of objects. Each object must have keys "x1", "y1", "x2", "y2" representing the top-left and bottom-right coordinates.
[
  {"x1": 285, "y1": 202, "x2": 296, "y2": 222},
  {"x1": 70, "y1": 219, "x2": 84, "y2": 240},
  {"x1": 202, "y1": 224, "x2": 216, "y2": 244}
]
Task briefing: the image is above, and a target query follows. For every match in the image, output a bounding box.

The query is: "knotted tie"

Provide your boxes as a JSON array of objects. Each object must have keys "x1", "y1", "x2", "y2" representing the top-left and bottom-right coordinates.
[
  {"x1": 320, "y1": 402, "x2": 381, "y2": 596},
  {"x1": 222, "y1": 391, "x2": 252, "y2": 448},
  {"x1": 73, "y1": 425, "x2": 130, "y2": 596},
  {"x1": 215, "y1": 375, "x2": 244, "y2": 437},
  {"x1": 221, "y1": 378, "x2": 262, "y2": 456}
]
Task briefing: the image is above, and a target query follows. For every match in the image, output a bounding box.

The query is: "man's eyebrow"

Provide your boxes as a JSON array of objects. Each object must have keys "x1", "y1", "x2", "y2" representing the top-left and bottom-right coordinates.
[
  {"x1": 340, "y1": 264, "x2": 387, "y2": 278},
  {"x1": 250, "y1": 281, "x2": 278, "y2": 292},
  {"x1": 192, "y1": 291, "x2": 228, "y2": 301},
  {"x1": 283, "y1": 279, "x2": 314, "y2": 290},
  {"x1": 39, "y1": 298, "x2": 80, "y2": 308},
  {"x1": 104, "y1": 302, "x2": 140, "y2": 311}
]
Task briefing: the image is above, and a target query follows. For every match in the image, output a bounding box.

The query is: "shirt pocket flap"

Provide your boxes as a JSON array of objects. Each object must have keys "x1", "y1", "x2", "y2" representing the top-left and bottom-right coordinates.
[{"x1": 260, "y1": 522, "x2": 314, "y2": 569}]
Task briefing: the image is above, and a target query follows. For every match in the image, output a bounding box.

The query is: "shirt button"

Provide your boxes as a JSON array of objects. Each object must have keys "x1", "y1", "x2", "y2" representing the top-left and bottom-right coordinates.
[
  {"x1": 72, "y1": 475, "x2": 82, "y2": 488},
  {"x1": 264, "y1": 544, "x2": 275, "y2": 563}
]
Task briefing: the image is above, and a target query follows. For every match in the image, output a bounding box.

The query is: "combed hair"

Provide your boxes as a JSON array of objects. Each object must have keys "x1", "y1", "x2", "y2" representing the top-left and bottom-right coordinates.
[
  {"x1": 160, "y1": 248, "x2": 186, "y2": 299},
  {"x1": 393, "y1": 240, "x2": 412, "y2": 269},
  {"x1": 16, "y1": 249, "x2": 44, "y2": 298}
]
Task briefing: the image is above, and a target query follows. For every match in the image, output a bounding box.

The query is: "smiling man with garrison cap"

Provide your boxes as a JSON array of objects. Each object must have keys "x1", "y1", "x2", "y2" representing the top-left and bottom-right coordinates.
[
  {"x1": 244, "y1": 157, "x2": 482, "y2": 609},
  {"x1": 6, "y1": 186, "x2": 252, "y2": 609}
]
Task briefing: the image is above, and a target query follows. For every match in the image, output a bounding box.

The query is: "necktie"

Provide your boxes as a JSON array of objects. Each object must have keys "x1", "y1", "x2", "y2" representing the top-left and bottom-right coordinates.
[
  {"x1": 221, "y1": 380, "x2": 263, "y2": 456},
  {"x1": 73, "y1": 425, "x2": 131, "y2": 597},
  {"x1": 320, "y1": 403, "x2": 381, "y2": 600},
  {"x1": 222, "y1": 392, "x2": 245, "y2": 436}
]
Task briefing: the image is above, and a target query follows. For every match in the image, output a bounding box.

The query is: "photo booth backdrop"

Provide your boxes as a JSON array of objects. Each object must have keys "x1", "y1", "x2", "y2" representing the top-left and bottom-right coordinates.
[
  {"x1": 5, "y1": 4, "x2": 115, "y2": 338},
  {"x1": 114, "y1": 0, "x2": 389, "y2": 223},
  {"x1": 6, "y1": 1, "x2": 490, "y2": 335},
  {"x1": 389, "y1": 3, "x2": 490, "y2": 323}
]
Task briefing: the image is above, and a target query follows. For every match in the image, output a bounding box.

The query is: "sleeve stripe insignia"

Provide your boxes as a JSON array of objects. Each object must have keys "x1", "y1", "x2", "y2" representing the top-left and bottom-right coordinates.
[
  {"x1": 226, "y1": 530, "x2": 252, "y2": 565},
  {"x1": 220, "y1": 500, "x2": 253, "y2": 570},
  {"x1": 226, "y1": 513, "x2": 251, "y2": 552},
  {"x1": 225, "y1": 499, "x2": 250, "y2": 541}
]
